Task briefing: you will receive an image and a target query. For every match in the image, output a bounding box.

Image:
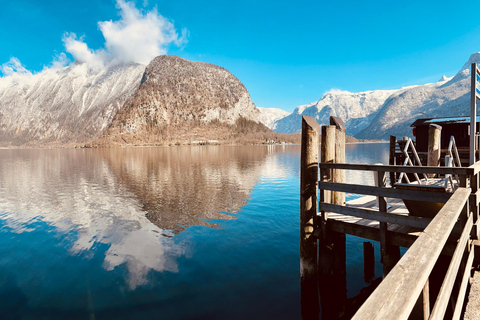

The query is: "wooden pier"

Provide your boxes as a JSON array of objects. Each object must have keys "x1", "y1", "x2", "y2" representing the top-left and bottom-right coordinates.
[{"x1": 300, "y1": 115, "x2": 480, "y2": 319}]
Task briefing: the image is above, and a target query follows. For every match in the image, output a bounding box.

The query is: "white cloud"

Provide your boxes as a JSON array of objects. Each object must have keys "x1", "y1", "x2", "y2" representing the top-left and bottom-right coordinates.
[
  {"x1": 324, "y1": 88, "x2": 351, "y2": 95},
  {"x1": 62, "y1": 33, "x2": 108, "y2": 70},
  {"x1": 0, "y1": 57, "x2": 32, "y2": 77},
  {"x1": 49, "y1": 52, "x2": 69, "y2": 69},
  {"x1": 64, "y1": 0, "x2": 187, "y2": 67},
  {"x1": 0, "y1": 0, "x2": 188, "y2": 79}
]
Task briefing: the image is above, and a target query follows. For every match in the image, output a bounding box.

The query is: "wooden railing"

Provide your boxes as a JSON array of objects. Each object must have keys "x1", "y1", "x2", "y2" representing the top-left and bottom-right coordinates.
[
  {"x1": 352, "y1": 187, "x2": 473, "y2": 320},
  {"x1": 318, "y1": 161, "x2": 480, "y2": 319}
]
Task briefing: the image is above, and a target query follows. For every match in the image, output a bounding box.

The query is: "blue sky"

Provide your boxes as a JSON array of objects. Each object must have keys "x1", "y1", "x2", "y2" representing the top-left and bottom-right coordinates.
[{"x1": 2, "y1": 0, "x2": 480, "y2": 112}]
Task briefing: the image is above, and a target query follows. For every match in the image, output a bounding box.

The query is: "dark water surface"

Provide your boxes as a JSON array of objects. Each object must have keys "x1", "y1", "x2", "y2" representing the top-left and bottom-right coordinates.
[{"x1": 0, "y1": 143, "x2": 388, "y2": 319}]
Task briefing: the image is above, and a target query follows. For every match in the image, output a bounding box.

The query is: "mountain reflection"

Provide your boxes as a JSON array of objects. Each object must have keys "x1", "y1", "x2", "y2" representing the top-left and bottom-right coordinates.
[
  {"x1": 0, "y1": 146, "x2": 292, "y2": 289},
  {"x1": 100, "y1": 146, "x2": 276, "y2": 233}
]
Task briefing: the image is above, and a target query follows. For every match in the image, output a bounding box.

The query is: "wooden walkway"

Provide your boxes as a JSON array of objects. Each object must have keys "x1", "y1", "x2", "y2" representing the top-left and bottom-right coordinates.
[{"x1": 324, "y1": 196, "x2": 422, "y2": 248}]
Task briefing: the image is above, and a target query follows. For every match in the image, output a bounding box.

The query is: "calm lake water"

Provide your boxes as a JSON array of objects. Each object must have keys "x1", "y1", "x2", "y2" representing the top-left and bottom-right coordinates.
[{"x1": 0, "y1": 143, "x2": 389, "y2": 319}]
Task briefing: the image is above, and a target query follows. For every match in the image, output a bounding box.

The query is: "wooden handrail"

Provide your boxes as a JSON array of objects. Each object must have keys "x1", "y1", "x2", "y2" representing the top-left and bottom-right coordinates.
[
  {"x1": 469, "y1": 161, "x2": 480, "y2": 175},
  {"x1": 352, "y1": 187, "x2": 471, "y2": 320},
  {"x1": 430, "y1": 213, "x2": 473, "y2": 319},
  {"x1": 318, "y1": 181, "x2": 452, "y2": 203},
  {"x1": 319, "y1": 202, "x2": 431, "y2": 229},
  {"x1": 319, "y1": 162, "x2": 474, "y2": 176}
]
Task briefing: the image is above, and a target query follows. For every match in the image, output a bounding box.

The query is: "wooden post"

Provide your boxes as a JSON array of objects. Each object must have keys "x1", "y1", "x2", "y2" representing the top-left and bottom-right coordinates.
[
  {"x1": 330, "y1": 116, "x2": 346, "y2": 206},
  {"x1": 363, "y1": 242, "x2": 375, "y2": 283},
  {"x1": 300, "y1": 115, "x2": 320, "y2": 319},
  {"x1": 319, "y1": 123, "x2": 347, "y2": 319},
  {"x1": 389, "y1": 136, "x2": 396, "y2": 186},
  {"x1": 319, "y1": 125, "x2": 334, "y2": 243},
  {"x1": 375, "y1": 169, "x2": 401, "y2": 277},
  {"x1": 427, "y1": 124, "x2": 442, "y2": 177},
  {"x1": 471, "y1": 172, "x2": 480, "y2": 239},
  {"x1": 471, "y1": 63, "x2": 477, "y2": 166},
  {"x1": 321, "y1": 125, "x2": 336, "y2": 207},
  {"x1": 423, "y1": 280, "x2": 430, "y2": 320}
]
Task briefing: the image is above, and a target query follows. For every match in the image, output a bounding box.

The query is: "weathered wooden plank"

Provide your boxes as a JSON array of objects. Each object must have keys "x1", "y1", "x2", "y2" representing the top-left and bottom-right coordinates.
[
  {"x1": 319, "y1": 181, "x2": 452, "y2": 203},
  {"x1": 388, "y1": 224, "x2": 404, "y2": 232},
  {"x1": 326, "y1": 215, "x2": 458, "y2": 254},
  {"x1": 352, "y1": 187, "x2": 471, "y2": 320},
  {"x1": 319, "y1": 203, "x2": 431, "y2": 229},
  {"x1": 469, "y1": 161, "x2": 480, "y2": 175},
  {"x1": 452, "y1": 244, "x2": 474, "y2": 320},
  {"x1": 430, "y1": 213, "x2": 473, "y2": 320},
  {"x1": 319, "y1": 162, "x2": 475, "y2": 175},
  {"x1": 423, "y1": 280, "x2": 430, "y2": 320}
]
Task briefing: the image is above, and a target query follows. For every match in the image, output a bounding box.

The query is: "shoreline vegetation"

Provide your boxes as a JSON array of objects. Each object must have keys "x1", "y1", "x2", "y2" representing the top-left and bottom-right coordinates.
[{"x1": 0, "y1": 117, "x2": 383, "y2": 149}]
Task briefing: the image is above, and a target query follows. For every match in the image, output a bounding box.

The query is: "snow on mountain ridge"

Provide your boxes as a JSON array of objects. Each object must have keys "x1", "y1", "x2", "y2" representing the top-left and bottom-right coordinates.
[
  {"x1": 256, "y1": 107, "x2": 290, "y2": 129},
  {"x1": 0, "y1": 61, "x2": 146, "y2": 145},
  {"x1": 271, "y1": 51, "x2": 480, "y2": 139},
  {"x1": 273, "y1": 87, "x2": 400, "y2": 135},
  {"x1": 357, "y1": 52, "x2": 480, "y2": 139}
]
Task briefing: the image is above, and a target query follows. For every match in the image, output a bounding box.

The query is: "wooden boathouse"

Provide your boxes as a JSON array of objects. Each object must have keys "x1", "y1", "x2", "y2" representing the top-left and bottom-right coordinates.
[{"x1": 300, "y1": 63, "x2": 480, "y2": 319}]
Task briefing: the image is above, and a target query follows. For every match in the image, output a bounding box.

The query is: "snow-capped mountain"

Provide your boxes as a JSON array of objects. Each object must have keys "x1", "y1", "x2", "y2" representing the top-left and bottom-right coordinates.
[
  {"x1": 256, "y1": 106, "x2": 290, "y2": 130},
  {"x1": 357, "y1": 55, "x2": 476, "y2": 139},
  {"x1": 0, "y1": 62, "x2": 145, "y2": 146},
  {"x1": 269, "y1": 52, "x2": 477, "y2": 139},
  {"x1": 273, "y1": 88, "x2": 401, "y2": 135},
  {"x1": 0, "y1": 55, "x2": 266, "y2": 146}
]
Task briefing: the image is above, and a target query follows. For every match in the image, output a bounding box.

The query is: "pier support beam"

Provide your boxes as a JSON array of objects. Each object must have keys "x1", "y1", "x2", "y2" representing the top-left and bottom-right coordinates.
[{"x1": 300, "y1": 115, "x2": 320, "y2": 319}]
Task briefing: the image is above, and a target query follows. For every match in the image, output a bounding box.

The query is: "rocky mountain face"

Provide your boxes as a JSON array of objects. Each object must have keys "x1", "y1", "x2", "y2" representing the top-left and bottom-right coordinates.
[
  {"x1": 0, "y1": 62, "x2": 145, "y2": 146},
  {"x1": 105, "y1": 55, "x2": 262, "y2": 145}
]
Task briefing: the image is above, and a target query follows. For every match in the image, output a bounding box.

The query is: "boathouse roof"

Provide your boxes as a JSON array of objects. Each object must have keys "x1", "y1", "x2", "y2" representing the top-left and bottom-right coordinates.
[{"x1": 410, "y1": 115, "x2": 480, "y2": 127}]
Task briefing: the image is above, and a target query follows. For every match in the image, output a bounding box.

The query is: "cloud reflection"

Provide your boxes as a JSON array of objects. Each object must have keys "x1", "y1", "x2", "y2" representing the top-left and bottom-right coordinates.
[{"x1": 0, "y1": 146, "x2": 292, "y2": 289}]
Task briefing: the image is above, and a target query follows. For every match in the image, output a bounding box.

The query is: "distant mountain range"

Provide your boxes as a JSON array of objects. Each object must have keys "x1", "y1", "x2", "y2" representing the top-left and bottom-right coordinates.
[
  {"x1": 1, "y1": 52, "x2": 478, "y2": 146},
  {"x1": 263, "y1": 53, "x2": 479, "y2": 139},
  {"x1": 0, "y1": 55, "x2": 292, "y2": 147}
]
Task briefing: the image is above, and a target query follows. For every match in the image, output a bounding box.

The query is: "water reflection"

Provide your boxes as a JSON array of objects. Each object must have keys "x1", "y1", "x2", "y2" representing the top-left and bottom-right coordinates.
[
  {"x1": 100, "y1": 146, "x2": 277, "y2": 233},
  {"x1": 345, "y1": 143, "x2": 390, "y2": 187},
  {"x1": 0, "y1": 146, "x2": 292, "y2": 291}
]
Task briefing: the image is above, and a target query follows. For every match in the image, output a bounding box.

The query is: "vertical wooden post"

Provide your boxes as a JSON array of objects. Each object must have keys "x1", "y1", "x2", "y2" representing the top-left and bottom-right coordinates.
[
  {"x1": 427, "y1": 124, "x2": 442, "y2": 177},
  {"x1": 319, "y1": 121, "x2": 347, "y2": 319},
  {"x1": 423, "y1": 280, "x2": 430, "y2": 320},
  {"x1": 300, "y1": 115, "x2": 319, "y2": 319},
  {"x1": 389, "y1": 136, "x2": 396, "y2": 186},
  {"x1": 330, "y1": 116, "x2": 345, "y2": 206},
  {"x1": 321, "y1": 125, "x2": 336, "y2": 207},
  {"x1": 376, "y1": 169, "x2": 400, "y2": 277},
  {"x1": 471, "y1": 63, "x2": 477, "y2": 166},
  {"x1": 471, "y1": 172, "x2": 480, "y2": 239},
  {"x1": 363, "y1": 242, "x2": 375, "y2": 283}
]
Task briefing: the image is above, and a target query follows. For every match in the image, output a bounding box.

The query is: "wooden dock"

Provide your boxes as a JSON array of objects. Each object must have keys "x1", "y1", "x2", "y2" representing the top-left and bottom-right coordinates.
[
  {"x1": 322, "y1": 196, "x2": 422, "y2": 246},
  {"x1": 300, "y1": 115, "x2": 480, "y2": 320}
]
